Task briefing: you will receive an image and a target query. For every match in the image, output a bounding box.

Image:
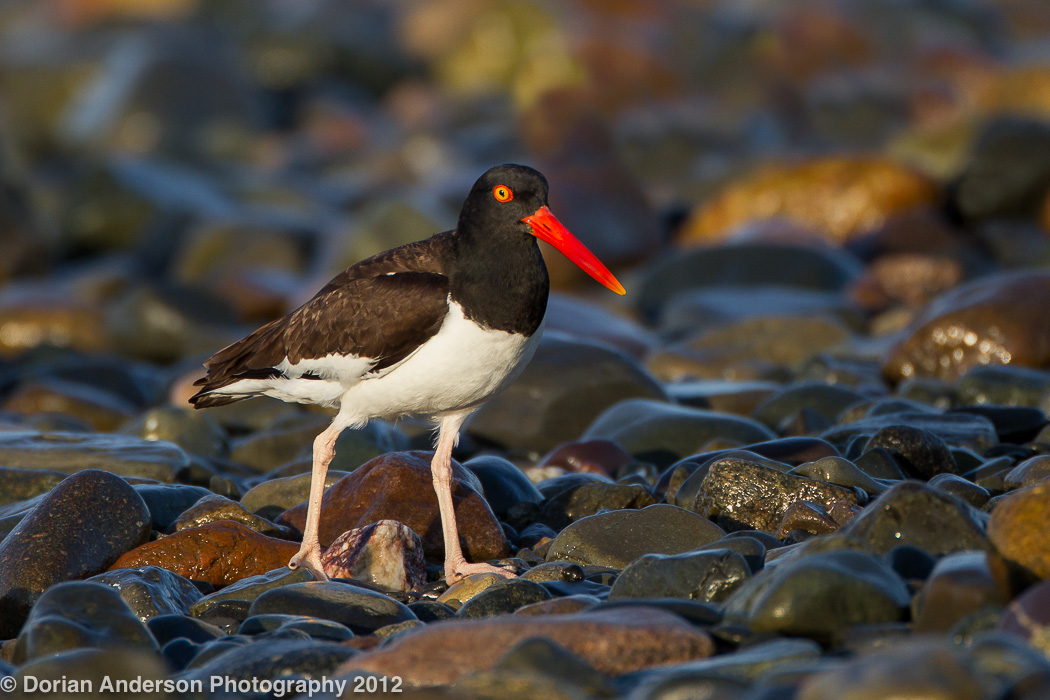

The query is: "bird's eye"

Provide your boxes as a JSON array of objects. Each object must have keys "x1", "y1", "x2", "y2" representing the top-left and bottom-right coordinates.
[{"x1": 493, "y1": 185, "x2": 513, "y2": 202}]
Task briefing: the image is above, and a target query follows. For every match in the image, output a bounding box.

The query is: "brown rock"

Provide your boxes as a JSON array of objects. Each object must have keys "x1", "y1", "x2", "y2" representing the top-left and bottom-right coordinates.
[
  {"x1": 776, "y1": 501, "x2": 841, "y2": 539},
  {"x1": 884, "y1": 271, "x2": 1050, "y2": 383},
  {"x1": 912, "y1": 551, "x2": 1011, "y2": 633},
  {"x1": 321, "y1": 520, "x2": 425, "y2": 593},
  {"x1": 695, "y1": 458, "x2": 858, "y2": 533},
  {"x1": 2, "y1": 380, "x2": 136, "y2": 432},
  {"x1": 998, "y1": 578, "x2": 1050, "y2": 655},
  {"x1": 852, "y1": 254, "x2": 964, "y2": 310},
  {"x1": 110, "y1": 521, "x2": 298, "y2": 588},
  {"x1": 340, "y1": 607, "x2": 713, "y2": 687},
  {"x1": 278, "y1": 451, "x2": 508, "y2": 563},
  {"x1": 171, "y1": 494, "x2": 289, "y2": 538},
  {"x1": 0, "y1": 290, "x2": 110, "y2": 358},
  {"x1": 988, "y1": 483, "x2": 1050, "y2": 579},
  {"x1": 678, "y1": 157, "x2": 938, "y2": 246}
]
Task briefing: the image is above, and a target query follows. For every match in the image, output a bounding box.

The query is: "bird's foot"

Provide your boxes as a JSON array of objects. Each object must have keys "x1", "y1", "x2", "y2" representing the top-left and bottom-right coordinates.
[
  {"x1": 288, "y1": 546, "x2": 329, "y2": 581},
  {"x1": 445, "y1": 559, "x2": 517, "y2": 584}
]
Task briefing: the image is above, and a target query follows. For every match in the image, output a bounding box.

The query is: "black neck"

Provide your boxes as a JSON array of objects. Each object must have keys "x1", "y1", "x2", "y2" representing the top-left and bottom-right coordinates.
[{"x1": 448, "y1": 222, "x2": 549, "y2": 336}]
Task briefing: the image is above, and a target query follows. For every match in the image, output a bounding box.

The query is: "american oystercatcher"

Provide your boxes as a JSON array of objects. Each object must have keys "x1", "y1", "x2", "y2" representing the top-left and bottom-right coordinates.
[{"x1": 189, "y1": 164, "x2": 625, "y2": 582}]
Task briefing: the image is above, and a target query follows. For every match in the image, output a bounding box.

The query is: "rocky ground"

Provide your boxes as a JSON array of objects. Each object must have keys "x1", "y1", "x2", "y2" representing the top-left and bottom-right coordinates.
[{"x1": 1, "y1": 0, "x2": 1050, "y2": 698}]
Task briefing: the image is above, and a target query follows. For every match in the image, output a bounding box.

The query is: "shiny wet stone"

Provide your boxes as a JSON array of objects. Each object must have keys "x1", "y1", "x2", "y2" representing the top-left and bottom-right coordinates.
[
  {"x1": 724, "y1": 550, "x2": 910, "y2": 642},
  {"x1": 13, "y1": 581, "x2": 158, "y2": 664},
  {"x1": 0, "y1": 430, "x2": 190, "y2": 482},
  {"x1": 0, "y1": 469, "x2": 151, "y2": 638},
  {"x1": 87, "y1": 565, "x2": 204, "y2": 620},
  {"x1": 609, "y1": 549, "x2": 751, "y2": 603},
  {"x1": 547, "y1": 504, "x2": 725, "y2": 569},
  {"x1": 246, "y1": 580, "x2": 415, "y2": 634},
  {"x1": 457, "y1": 579, "x2": 553, "y2": 618}
]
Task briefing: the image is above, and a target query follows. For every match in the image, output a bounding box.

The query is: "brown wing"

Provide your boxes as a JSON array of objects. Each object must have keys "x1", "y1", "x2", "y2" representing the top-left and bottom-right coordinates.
[{"x1": 189, "y1": 233, "x2": 454, "y2": 408}]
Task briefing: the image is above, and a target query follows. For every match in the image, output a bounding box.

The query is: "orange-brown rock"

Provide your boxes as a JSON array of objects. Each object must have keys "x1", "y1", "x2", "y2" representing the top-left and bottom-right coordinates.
[
  {"x1": 678, "y1": 157, "x2": 938, "y2": 245},
  {"x1": 110, "y1": 520, "x2": 298, "y2": 588},
  {"x1": 884, "y1": 271, "x2": 1050, "y2": 383},
  {"x1": 851, "y1": 254, "x2": 964, "y2": 311},
  {"x1": 988, "y1": 483, "x2": 1050, "y2": 579},
  {"x1": 340, "y1": 607, "x2": 713, "y2": 687},
  {"x1": 278, "y1": 451, "x2": 508, "y2": 564}
]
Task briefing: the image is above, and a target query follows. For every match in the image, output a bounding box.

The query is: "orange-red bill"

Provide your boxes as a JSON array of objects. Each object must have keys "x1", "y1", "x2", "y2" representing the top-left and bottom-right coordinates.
[{"x1": 522, "y1": 206, "x2": 626, "y2": 296}]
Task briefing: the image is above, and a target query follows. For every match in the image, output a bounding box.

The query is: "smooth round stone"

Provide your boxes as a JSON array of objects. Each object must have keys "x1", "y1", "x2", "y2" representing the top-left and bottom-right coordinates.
[
  {"x1": 822, "y1": 410, "x2": 998, "y2": 454},
  {"x1": 407, "y1": 600, "x2": 456, "y2": 623},
  {"x1": 121, "y1": 406, "x2": 229, "y2": 459},
  {"x1": 112, "y1": 520, "x2": 299, "y2": 588},
  {"x1": 988, "y1": 483, "x2": 1050, "y2": 579},
  {"x1": 928, "y1": 473, "x2": 991, "y2": 509},
  {"x1": 581, "y1": 399, "x2": 776, "y2": 468},
  {"x1": 15, "y1": 648, "x2": 174, "y2": 700},
  {"x1": 483, "y1": 636, "x2": 618, "y2": 698},
  {"x1": 522, "y1": 561, "x2": 587, "y2": 583},
  {"x1": 190, "y1": 567, "x2": 312, "y2": 617},
  {"x1": 896, "y1": 376, "x2": 957, "y2": 409},
  {"x1": 172, "y1": 494, "x2": 288, "y2": 537},
  {"x1": 0, "y1": 465, "x2": 65, "y2": 507},
  {"x1": 884, "y1": 271, "x2": 1050, "y2": 383},
  {"x1": 0, "y1": 469, "x2": 151, "y2": 638},
  {"x1": 2, "y1": 378, "x2": 136, "y2": 431},
  {"x1": 956, "y1": 365, "x2": 1050, "y2": 407},
  {"x1": 344, "y1": 606, "x2": 713, "y2": 685},
  {"x1": 949, "y1": 405, "x2": 1048, "y2": 445},
  {"x1": 0, "y1": 430, "x2": 189, "y2": 482},
  {"x1": 840, "y1": 481, "x2": 991, "y2": 555},
  {"x1": 147, "y1": 614, "x2": 225, "y2": 645},
  {"x1": 790, "y1": 456, "x2": 886, "y2": 495},
  {"x1": 752, "y1": 382, "x2": 871, "y2": 431},
  {"x1": 854, "y1": 447, "x2": 906, "y2": 480},
  {"x1": 239, "y1": 470, "x2": 349, "y2": 520},
  {"x1": 178, "y1": 638, "x2": 357, "y2": 691},
  {"x1": 320, "y1": 519, "x2": 425, "y2": 593},
  {"x1": 464, "y1": 455, "x2": 543, "y2": 518},
  {"x1": 912, "y1": 551, "x2": 1010, "y2": 633},
  {"x1": 693, "y1": 457, "x2": 858, "y2": 533},
  {"x1": 247, "y1": 580, "x2": 415, "y2": 635},
  {"x1": 457, "y1": 579, "x2": 553, "y2": 619},
  {"x1": 547, "y1": 504, "x2": 725, "y2": 569},
  {"x1": 863, "y1": 424, "x2": 959, "y2": 479},
  {"x1": 438, "y1": 573, "x2": 505, "y2": 609},
  {"x1": 693, "y1": 536, "x2": 767, "y2": 574},
  {"x1": 609, "y1": 549, "x2": 751, "y2": 603},
  {"x1": 724, "y1": 550, "x2": 910, "y2": 642},
  {"x1": 133, "y1": 483, "x2": 215, "y2": 531},
  {"x1": 238, "y1": 614, "x2": 353, "y2": 641},
  {"x1": 13, "y1": 354, "x2": 167, "y2": 408},
  {"x1": 797, "y1": 638, "x2": 996, "y2": 699},
  {"x1": 545, "y1": 293, "x2": 658, "y2": 359},
  {"x1": 466, "y1": 334, "x2": 668, "y2": 457},
  {"x1": 539, "y1": 481, "x2": 656, "y2": 530},
  {"x1": 1003, "y1": 455, "x2": 1050, "y2": 490},
  {"x1": 13, "y1": 581, "x2": 158, "y2": 664},
  {"x1": 87, "y1": 566, "x2": 204, "y2": 620},
  {"x1": 966, "y1": 455, "x2": 1016, "y2": 491}
]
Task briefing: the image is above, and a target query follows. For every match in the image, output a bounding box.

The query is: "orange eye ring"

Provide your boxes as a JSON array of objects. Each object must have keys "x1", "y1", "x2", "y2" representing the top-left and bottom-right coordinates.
[{"x1": 493, "y1": 185, "x2": 514, "y2": 202}]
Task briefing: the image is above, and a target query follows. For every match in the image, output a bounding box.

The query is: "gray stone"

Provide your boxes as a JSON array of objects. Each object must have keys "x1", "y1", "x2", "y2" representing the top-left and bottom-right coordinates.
[
  {"x1": 87, "y1": 566, "x2": 204, "y2": 621},
  {"x1": 247, "y1": 580, "x2": 416, "y2": 635},
  {"x1": 609, "y1": 549, "x2": 752, "y2": 603},
  {"x1": 0, "y1": 430, "x2": 189, "y2": 482}
]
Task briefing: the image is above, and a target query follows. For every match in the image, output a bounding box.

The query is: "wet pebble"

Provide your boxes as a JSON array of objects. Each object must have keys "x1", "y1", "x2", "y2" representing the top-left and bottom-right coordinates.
[
  {"x1": 863, "y1": 424, "x2": 959, "y2": 479},
  {"x1": 0, "y1": 430, "x2": 189, "y2": 482},
  {"x1": 724, "y1": 550, "x2": 911, "y2": 642},
  {"x1": 87, "y1": 566, "x2": 204, "y2": 620},
  {"x1": 547, "y1": 504, "x2": 725, "y2": 568},
  {"x1": 912, "y1": 550, "x2": 1010, "y2": 633},
  {"x1": 609, "y1": 549, "x2": 752, "y2": 603},
  {"x1": 111, "y1": 520, "x2": 299, "y2": 587},
  {"x1": 172, "y1": 493, "x2": 289, "y2": 537},
  {"x1": 120, "y1": 406, "x2": 229, "y2": 459},
  {"x1": 13, "y1": 581, "x2": 157, "y2": 664},
  {"x1": 694, "y1": 457, "x2": 858, "y2": 533},
  {"x1": 246, "y1": 580, "x2": 415, "y2": 635},
  {"x1": 463, "y1": 455, "x2": 543, "y2": 518},
  {"x1": 988, "y1": 483, "x2": 1050, "y2": 579},
  {"x1": 457, "y1": 578, "x2": 553, "y2": 618},
  {"x1": 0, "y1": 469, "x2": 150, "y2": 638},
  {"x1": 539, "y1": 480, "x2": 656, "y2": 530},
  {"x1": 0, "y1": 465, "x2": 65, "y2": 507},
  {"x1": 238, "y1": 469, "x2": 349, "y2": 520}
]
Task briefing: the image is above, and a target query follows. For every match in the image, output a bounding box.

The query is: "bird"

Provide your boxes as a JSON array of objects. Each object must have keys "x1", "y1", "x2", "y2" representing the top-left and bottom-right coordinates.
[{"x1": 189, "y1": 164, "x2": 625, "y2": 583}]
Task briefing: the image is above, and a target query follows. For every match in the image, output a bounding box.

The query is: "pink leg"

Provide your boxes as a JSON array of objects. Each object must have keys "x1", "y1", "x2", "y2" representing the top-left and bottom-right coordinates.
[
  {"x1": 432, "y1": 412, "x2": 516, "y2": 583},
  {"x1": 288, "y1": 423, "x2": 342, "y2": 580}
]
